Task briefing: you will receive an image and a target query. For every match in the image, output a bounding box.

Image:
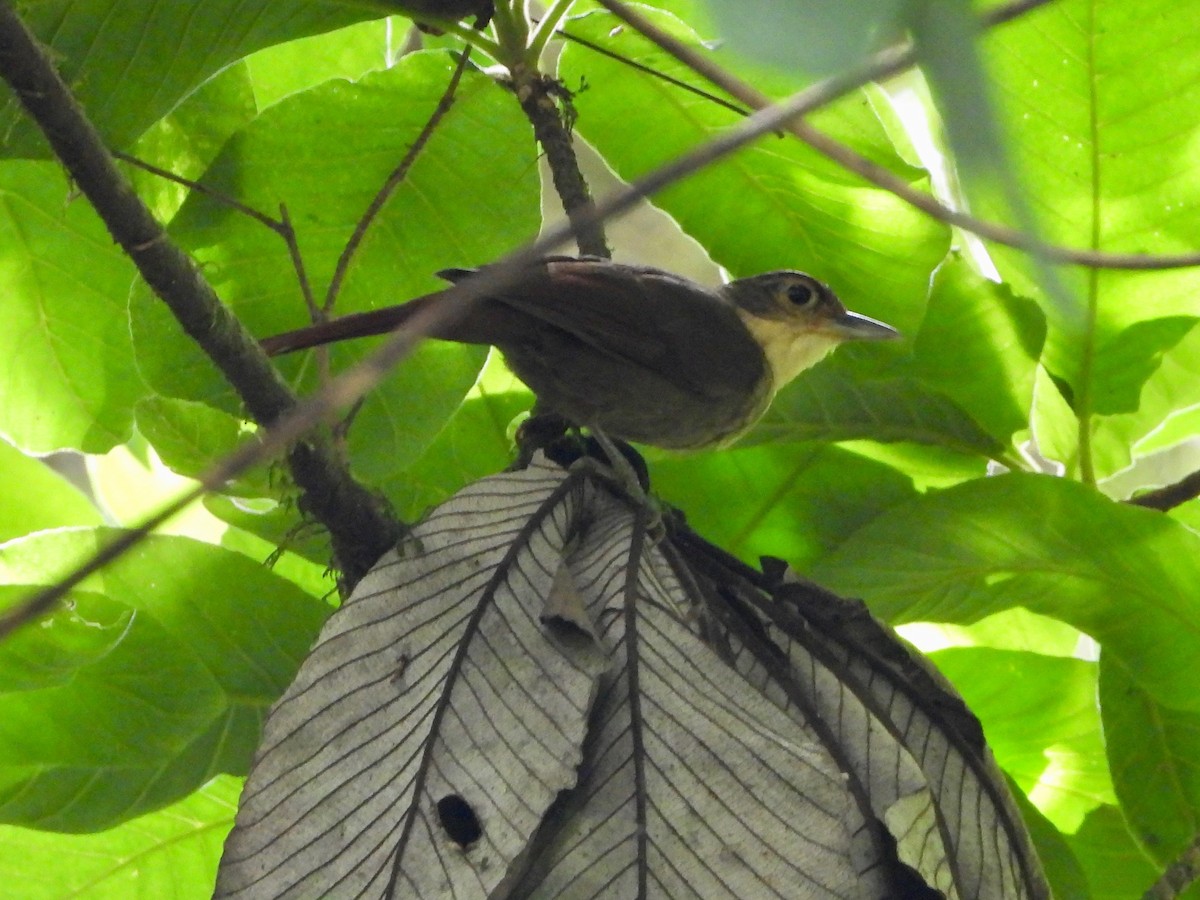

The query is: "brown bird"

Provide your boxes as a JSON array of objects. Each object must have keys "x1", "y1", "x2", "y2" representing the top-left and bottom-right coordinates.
[{"x1": 262, "y1": 257, "x2": 898, "y2": 450}]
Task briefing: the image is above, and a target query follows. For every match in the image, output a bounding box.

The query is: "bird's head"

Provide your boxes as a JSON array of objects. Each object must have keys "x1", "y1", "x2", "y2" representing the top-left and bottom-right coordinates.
[{"x1": 722, "y1": 271, "x2": 899, "y2": 390}]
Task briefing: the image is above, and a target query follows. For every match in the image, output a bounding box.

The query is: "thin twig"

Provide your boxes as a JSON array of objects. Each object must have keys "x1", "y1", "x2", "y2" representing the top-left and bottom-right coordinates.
[
  {"x1": 112, "y1": 149, "x2": 286, "y2": 233},
  {"x1": 1, "y1": 0, "x2": 1055, "y2": 635},
  {"x1": 595, "y1": 0, "x2": 1200, "y2": 271},
  {"x1": 325, "y1": 48, "x2": 474, "y2": 315},
  {"x1": 112, "y1": 151, "x2": 324, "y2": 323},
  {"x1": 277, "y1": 204, "x2": 322, "y2": 329}
]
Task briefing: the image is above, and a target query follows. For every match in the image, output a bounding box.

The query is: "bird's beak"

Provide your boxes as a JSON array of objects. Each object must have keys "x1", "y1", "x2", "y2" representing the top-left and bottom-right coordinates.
[{"x1": 825, "y1": 310, "x2": 900, "y2": 342}]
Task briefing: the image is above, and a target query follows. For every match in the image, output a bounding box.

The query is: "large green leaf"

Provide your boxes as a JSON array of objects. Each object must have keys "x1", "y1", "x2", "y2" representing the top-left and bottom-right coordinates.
[
  {"x1": 135, "y1": 397, "x2": 271, "y2": 498},
  {"x1": 125, "y1": 61, "x2": 259, "y2": 224},
  {"x1": 243, "y1": 16, "x2": 398, "y2": 109},
  {"x1": 651, "y1": 442, "x2": 920, "y2": 567},
  {"x1": 1100, "y1": 656, "x2": 1200, "y2": 867},
  {"x1": 0, "y1": 530, "x2": 326, "y2": 831},
  {"x1": 0, "y1": 775, "x2": 238, "y2": 899},
  {"x1": 701, "y1": 0, "x2": 906, "y2": 76},
  {"x1": 1091, "y1": 319, "x2": 1200, "y2": 482},
  {"x1": 810, "y1": 474, "x2": 1200, "y2": 716},
  {"x1": 0, "y1": 1, "x2": 376, "y2": 157},
  {"x1": 976, "y1": 0, "x2": 1200, "y2": 455},
  {"x1": 1066, "y1": 805, "x2": 1171, "y2": 900},
  {"x1": 0, "y1": 162, "x2": 146, "y2": 453},
  {"x1": 379, "y1": 383, "x2": 532, "y2": 520},
  {"x1": 130, "y1": 51, "x2": 539, "y2": 486},
  {"x1": 906, "y1": 255, "x2": 1045, "y2": 448},
  {"x1": 931, "y1": 647, "x2": 1111, "y2": 832},
  {"x1": 748, "y1": 367, "x2": 1006, "y2": 458}
]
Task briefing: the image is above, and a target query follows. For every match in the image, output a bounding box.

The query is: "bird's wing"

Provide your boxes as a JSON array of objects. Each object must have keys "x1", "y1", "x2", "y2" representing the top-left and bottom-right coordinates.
[{"x1": 440, "y1": 259, "x2": 765, "y2": 400}]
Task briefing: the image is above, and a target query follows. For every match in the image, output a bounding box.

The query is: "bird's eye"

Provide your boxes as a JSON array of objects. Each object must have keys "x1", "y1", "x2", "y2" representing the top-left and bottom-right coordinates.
[{"x1": 786, "y1": 282, "x2": 815, "y2": 307}]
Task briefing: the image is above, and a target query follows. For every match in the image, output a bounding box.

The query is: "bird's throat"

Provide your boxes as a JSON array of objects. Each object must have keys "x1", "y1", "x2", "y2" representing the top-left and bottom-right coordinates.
[{"x1": 736, "y1": 312, "x2": 840, "y2": 393}]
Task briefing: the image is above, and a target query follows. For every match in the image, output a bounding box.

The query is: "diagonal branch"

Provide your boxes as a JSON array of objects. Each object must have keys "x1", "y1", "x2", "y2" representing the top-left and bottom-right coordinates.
[
  {"x1": 1128, "y1": 470, "x2": 1200, "y2": 512},
  {"x1": 0, "y1": 2, "x2": 403, "y2": 587}
]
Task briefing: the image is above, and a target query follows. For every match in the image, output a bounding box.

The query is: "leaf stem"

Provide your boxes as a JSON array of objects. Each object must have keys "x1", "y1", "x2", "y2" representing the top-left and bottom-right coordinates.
[
  {"x1": 427, "y1": 18, "x2": 503, "y2": 58},
  {"x1": 490, "y1": 0, "x2": 530, "y2": 66},
  {"x1": 527, "y1": 0, "x2": 576, "y2": 62}
]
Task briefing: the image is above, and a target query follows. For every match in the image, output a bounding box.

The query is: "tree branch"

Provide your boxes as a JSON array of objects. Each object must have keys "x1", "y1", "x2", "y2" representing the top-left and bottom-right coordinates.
[
  {"x1": 1128, "y1": 470, "x2": 1200, "y2": 512},
  {"x1": 510, "y1": 60, "x2": 611, "y2": 258},
  {"x1": 595, "y1": 0, "x2": 1200, "y2": 272},
  {"x1": 1143, "y1": 831, "x2": 1200, "y2": 900},
  {"x1": 0, "y1": 2, "x2": 403, "y2": 586}
]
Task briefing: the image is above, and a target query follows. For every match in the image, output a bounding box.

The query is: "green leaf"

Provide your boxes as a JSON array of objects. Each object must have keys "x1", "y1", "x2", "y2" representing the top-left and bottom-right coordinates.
[
  {"x1": 700, "y1": 0, "x2": 905, "y2": 75},
  {"x1": 244, "y1": 16, "x2": 397, "y2": 109},
  {"x1": 0, "y1": 440, "x2": 100, "y2": 540},
  {"x1": 1100, "y1": 656, "x2": 1200, "y2": 866},
  {"x1": 977, "y1": 0, "x2": 1200, "y2": 414},
  {"x1": 131, "y1": 51, "x2": 539, "y2": 485},
  {"x1": 1, "y1": 1, "x2": 376, "y2": 157},
  {"x1": 0, "y1": 530, "x2": 327, "y2": 830},
  {"x1": 202, "y1": 496, "x2": 331, "y2": 569},
  {"x1": 1066, "y1": 805, "x2": 1163, "y2": 900},
  {"x1": 748, "y1": 366, "x2": 1006, "y2": 458},
  {"x1": 219, "y1": 526, "x2": 337, "y2": 602},
  {"x1": 379, "y1": 386, "x2": 531, "y2": 519},
  {"x1": 810, "y1": 474, "x2": 1200, "y2": 716},
  {"x1": 0, "y1": 775, "x2": 238, "y2": 899},
  {"x1": 906, "y1": 255, "x2": 1045, "y2": 447},
  {"x1": 0, "y1": 161, "x2": 146, "y2": 453},
  {"x1": 1090, "y1": 319, "x2": 1200, "y2": 482},
  {"x1": 930, "y1": 647, "x2": 1111, "y2": 832},
  {"x1": 135, "y1": 397, "x2": 270, "y2": 497},
  {"x1": 558, "y1": 8, "x2": 948, "y2": 338},
  {"x1": 651, "y1": 442, "x2": 919, "y2": 567},
  {"x1": 126, "y1": 61, "x2": 260, "y2": 223}
]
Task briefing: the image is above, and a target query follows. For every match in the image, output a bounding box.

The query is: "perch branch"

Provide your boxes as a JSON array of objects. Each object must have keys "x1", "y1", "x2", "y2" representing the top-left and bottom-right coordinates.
[
  {"x1": 510, "y1": 60, "x2": 610, "y2": 258},
  {"x1": 0, "y1": 2, "x2": 403, "y2": 586},
  {"x1": 596, "y1": 0, "x2": 1200, "y2": 271}
]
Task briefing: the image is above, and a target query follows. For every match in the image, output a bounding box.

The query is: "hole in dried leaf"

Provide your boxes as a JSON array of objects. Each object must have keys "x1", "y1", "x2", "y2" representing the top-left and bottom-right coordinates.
[
  {"x1": 436, "y1": 794, "x2": 482, "y2": 847},
  {"x1": 540, "y1": 613, "x2": 593, "y2": 643}
]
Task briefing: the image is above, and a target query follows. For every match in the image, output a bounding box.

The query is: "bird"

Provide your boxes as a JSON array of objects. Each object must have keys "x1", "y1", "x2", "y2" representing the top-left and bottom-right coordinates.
[{"x1": 261, "y1": 256, "x2": 899, "y2": 450}]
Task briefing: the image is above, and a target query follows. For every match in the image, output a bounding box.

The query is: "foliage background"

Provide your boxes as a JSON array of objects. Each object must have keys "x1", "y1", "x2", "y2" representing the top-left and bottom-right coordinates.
[{"x1": 0, "y1": 0, "x2": 1198, "y2": 897}]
